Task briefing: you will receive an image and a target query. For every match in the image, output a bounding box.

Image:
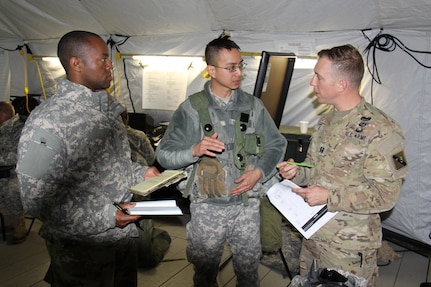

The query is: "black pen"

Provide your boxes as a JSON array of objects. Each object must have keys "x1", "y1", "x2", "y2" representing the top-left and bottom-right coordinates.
[
  {"x1": 301, "y1": 205, "x2": 328, "y2": 232},
  {"x1": 113, "y1": 202, "x2": 130, "y2": 215}
]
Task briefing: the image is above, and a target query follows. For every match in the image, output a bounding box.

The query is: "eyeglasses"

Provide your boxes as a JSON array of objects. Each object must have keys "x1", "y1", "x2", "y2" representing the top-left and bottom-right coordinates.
[{"x1": 212, "y1": 62, "x2": 247, "y2": 72}]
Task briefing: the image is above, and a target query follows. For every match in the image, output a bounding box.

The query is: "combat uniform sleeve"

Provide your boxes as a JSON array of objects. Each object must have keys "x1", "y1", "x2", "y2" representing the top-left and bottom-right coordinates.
[
  {"x1": 156, "y1": 101, "x2": 202, "y2": 169},
  {"x1": 253, "y1": 100, "x2": 287, "y2": 182},
  {"x1": 130, "y1": 161, "x2": 147, "y2": 184},
  {"x1": 328, "y1": 130, "x2": 408, "y2": 213},
  {"x1": 17, "y1": 128, "x2": 122, "y2": 237}
]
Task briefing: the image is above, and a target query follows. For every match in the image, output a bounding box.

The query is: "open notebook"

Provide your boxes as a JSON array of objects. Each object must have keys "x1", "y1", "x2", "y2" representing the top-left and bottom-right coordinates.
[
  {"x1": 127, "y1": 200, "x2": 183, "y2": 216},
  {"x1": 130, "y1": 170, "x2": 187, "y2": 196}
]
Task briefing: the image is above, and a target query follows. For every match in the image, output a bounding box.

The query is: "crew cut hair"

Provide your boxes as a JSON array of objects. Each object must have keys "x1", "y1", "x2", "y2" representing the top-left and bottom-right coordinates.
[
  {"x1": 318, "y1": 44, "x2": 364, "y2": 89},
  {"x1": 57, "y1": 30, "x2": 102, "y2": 73},
  {"x1": 205, "y1": 34, "x2": 241, "y2": 65}
]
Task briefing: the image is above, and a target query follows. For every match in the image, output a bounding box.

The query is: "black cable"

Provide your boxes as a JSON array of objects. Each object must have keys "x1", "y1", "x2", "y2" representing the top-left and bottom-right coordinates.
[
  {"x1": 107, "y1": 35, "x2": 136, "y2": 112},
  {"x1": 0, "y1": 45, "x2": 23, "y2": 52},
  {"x1": 362, "y1": 29, "x2": 431, "y2": 103},
  {"x1": 121, "y1": 53, "x2": 136, "y2": 112}
]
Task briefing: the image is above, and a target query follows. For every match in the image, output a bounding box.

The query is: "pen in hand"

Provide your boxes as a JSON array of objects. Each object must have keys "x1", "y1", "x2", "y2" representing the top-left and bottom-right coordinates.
[
  {"x1": 286, "y1": 161, "x2": 314, "y2": 168},
  {"x1": 113, "y1": 202, "x2": 130, "y2": 215}
]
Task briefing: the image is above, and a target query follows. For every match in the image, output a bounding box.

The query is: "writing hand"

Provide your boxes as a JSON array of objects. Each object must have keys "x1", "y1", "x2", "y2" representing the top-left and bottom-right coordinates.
[
  {"x1": 276, "y1": 158, "x2": 298, "y2": 179},
  {"x1": 114, "y1": 202, "x2": 141, "y2": 228}
]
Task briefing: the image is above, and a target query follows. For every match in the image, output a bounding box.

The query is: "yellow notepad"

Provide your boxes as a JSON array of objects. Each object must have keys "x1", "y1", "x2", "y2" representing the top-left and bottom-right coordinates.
[{"x1": 130, "y1": 170, "x2": 187, "y2": 196}]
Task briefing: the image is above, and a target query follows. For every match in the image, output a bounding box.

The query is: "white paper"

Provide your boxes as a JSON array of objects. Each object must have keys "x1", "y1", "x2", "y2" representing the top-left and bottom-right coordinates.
[
  {"x1": 266, "y1": 179, "x2": 337, "y2": 239},
  {"x1": 127, "y1": 200, "x2": 183, "y2": 216},
  {"x1": 142, "y1": 70, "x2": 188, "y2": 110}
]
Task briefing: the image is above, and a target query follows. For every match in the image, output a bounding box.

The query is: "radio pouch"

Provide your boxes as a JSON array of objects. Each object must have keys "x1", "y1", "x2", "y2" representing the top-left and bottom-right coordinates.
[{"x1": 244, "y1": 134, "x2": 265, "y2": 157}]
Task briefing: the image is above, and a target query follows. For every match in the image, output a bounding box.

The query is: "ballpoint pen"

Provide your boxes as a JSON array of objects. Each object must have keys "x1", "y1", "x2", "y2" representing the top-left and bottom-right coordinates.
[
  {"x1": 113, "y1": 202, "x2": 130, "y2": 215},
  {"x1": 286, "y1": 161, "x2": 315, "y2": 168},
  {"x1": 301, "y1": 205, "x2": 328, "y2": 231}
]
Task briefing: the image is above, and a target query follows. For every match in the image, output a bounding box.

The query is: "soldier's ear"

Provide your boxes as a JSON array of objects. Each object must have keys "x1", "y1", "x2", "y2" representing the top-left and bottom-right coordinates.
[
  {"x1": 337, "y1": 79, "x2": 348, "y2": 92},
  {"x1": 207, "y1": 65, "x2": 216, "y2": 78},
  {"x1": 69, "y1": 56, "x2": 82, "y2": 72}
]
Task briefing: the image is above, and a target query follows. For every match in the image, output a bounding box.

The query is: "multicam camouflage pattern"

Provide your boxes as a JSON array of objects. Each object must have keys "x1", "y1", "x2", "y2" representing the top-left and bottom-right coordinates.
[
  {"x1": 292, "y1": 98, "x2": 408, "y2": 286},
  {"x1": 126, "y1": 125, "x2": 155, "y2": 166},
  {"x1": 186, "y1": 199, "x2": 261, "y2": 287},
  {"x1": 16, "y1": 78, "x2": 147, "y2": 243}
]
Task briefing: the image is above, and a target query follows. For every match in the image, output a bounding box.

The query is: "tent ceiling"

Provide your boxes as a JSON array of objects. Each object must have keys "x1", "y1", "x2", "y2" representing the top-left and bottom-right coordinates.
[{"x1": 0, "y1": 0, "x2": 431, "y2": 42}]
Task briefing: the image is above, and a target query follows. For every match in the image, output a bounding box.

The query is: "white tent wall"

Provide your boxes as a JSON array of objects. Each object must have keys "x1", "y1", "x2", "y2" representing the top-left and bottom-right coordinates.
[
  {"x1": 0, "y1": 0, "x2": 430, "y2": 246},
  {"x1": 0, "y1": 50, "x2": 10, "y2": 102}
]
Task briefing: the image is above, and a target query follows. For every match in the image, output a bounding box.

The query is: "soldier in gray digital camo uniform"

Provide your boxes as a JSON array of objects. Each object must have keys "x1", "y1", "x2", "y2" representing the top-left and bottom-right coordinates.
[
  {"x1": 0, "y1": 102, "x2": 27, "y2": 244},
  {"x1": 156, "y1": 36, "x2": 287, "y2": 287},
  {"x1": 277, "y1": 44, "x2": 408, "y2": 287},
  {"x1": 16, "y1": 31, "x2": 160, "y2": 287},
  {"x1": 121, "y1": 108, "x2": 155, "y2": 167}
]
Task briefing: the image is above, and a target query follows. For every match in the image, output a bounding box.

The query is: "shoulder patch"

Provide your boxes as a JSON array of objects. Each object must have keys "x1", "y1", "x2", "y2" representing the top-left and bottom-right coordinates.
[
  {"x1": 376, "y1": 132, "x2": 408, "y2": 178},
  {"x1": 18, "y1": 129, "x2": 62, "y2": 179}
]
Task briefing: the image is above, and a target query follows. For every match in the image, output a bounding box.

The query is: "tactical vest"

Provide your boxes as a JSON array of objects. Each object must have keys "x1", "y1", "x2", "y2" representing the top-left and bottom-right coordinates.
[{"x1": 183, "y1": 91, "x2": 265, "y2": 204}]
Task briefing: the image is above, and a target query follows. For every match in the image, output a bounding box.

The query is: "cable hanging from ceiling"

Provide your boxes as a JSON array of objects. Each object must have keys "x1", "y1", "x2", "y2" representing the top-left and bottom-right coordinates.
[
  {"x1": 107, "y1": 34, "x2": 137, "y2": 112},
  {"x1": 362, "y1": 29, "x2": 431, "y2": 103}
]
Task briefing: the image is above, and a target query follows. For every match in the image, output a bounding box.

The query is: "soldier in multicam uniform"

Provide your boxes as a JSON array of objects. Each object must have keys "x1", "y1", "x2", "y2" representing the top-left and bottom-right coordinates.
[
  {"x1": 277, "y1": 44, "x2": 408, "y2": 287},
  {"x1": 16, "y1": 31, "x2": 160, "y2": 287},
  {"x1": 156, "y1": 36, "x2": 287, "y2": 287},
  {"x1": 0, "y1": 102, "x2": 27, "y2": 244}
]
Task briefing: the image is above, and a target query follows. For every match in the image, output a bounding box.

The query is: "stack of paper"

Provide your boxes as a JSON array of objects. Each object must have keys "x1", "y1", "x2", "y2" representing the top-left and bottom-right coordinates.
[
  {"x1": 127, "y1": 200, "x2": 183, "y2": 216},
  {"x1": 131, "y1": 170, "x2": 187, "y2": 196},
  {"x1": 266, "y1": 180, "x2": 338, "y2": 239}
]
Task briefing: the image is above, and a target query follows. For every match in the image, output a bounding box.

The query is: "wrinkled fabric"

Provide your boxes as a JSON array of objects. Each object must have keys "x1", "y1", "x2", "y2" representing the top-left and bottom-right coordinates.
[
  {"x1": 16, "y1": 78, "x2": 147, "y2": 243},
  {"x1": 187, "y1": 200, "x2": 261, "y2": 287},
  {"x1": 0, "y1": 114, "x2": 27, "y2": 240},
  {"x1": 292, "y1": 98, "x2": 407, "y2": 286},
  {"x1": 156, "y1": 81, "x2": 287, "y2": 286},
  {"x1": 126, "y1": 125, "x2": 155, "y2": 166},
  {"x1": 157, "y1": 81, "x2": 287, "y2": 203},
  {"x1": 293, "y1": 98, "x2": 407, "y2": 250}
]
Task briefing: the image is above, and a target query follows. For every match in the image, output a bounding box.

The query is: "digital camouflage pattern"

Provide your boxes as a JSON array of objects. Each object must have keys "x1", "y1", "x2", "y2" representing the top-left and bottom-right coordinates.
[
  {"x1": 157, "y1": 81, "x2": 287, "y2": 204},
  {"x1": 0, "y1": 114, "x2": 24, "y2": 166},
  {"x1": 126, "y1": 125, "x2": 155, "y2": 166},
  {"x1": 16, "y1": 78, "x2": 147, "y2": 243},
  {"x1": 0, "y1": 114, "x2": 27, "y2": 241},
  {"x1": 157, "y1": 81, "x2": 287, "y2": 285},
  {"x1": 0, "y1": 114, "x2": 25, "y2": 213},
  {"x1": 292, "y1": 98, "x2": 408, "y2": 285},
  {"x1": 186, "y1": 200, "x2": 261, "y2": 287}
]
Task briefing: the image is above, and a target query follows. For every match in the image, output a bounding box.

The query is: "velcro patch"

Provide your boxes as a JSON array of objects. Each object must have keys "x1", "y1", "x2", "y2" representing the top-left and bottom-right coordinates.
[{"x1": 376, "y1": 132, "x2": 408, "y2": 178}]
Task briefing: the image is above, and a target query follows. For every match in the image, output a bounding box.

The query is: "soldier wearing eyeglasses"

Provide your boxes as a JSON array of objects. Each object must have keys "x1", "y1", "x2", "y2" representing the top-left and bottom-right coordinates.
[{"x1": 156, "y1": 35, "x2": 286, "y2": 286}]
